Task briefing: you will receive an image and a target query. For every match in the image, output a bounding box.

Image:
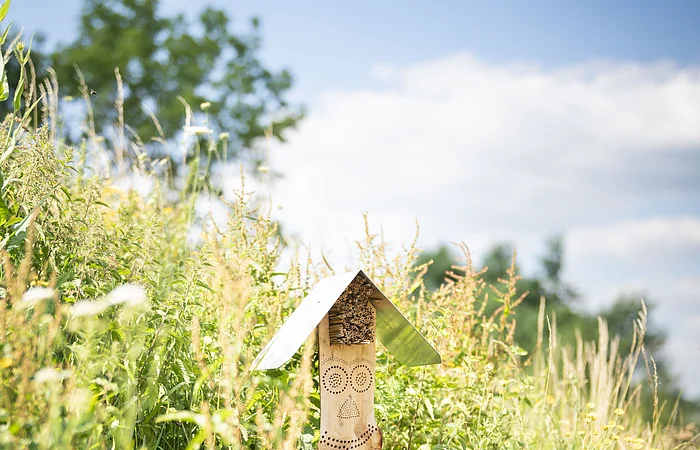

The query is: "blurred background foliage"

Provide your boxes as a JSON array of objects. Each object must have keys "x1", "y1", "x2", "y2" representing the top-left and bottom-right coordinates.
[{"x1": 1, "y1": 0, "x2": 303, "y2": 162}]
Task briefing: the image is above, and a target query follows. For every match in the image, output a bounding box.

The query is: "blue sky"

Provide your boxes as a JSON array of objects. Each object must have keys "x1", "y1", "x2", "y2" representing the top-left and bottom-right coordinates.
[
  {"x1": 12, "y1": 1, "x2": 700, "y2": 395},
  {"x1": 15, "y1": 1, "x2": 700, "y2": 99}
]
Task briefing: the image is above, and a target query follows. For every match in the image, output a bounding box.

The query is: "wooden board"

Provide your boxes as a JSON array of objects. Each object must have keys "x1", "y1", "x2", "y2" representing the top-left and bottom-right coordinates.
[{"x1": 318, "y1": 314, "x2": 382, "y2": 449}]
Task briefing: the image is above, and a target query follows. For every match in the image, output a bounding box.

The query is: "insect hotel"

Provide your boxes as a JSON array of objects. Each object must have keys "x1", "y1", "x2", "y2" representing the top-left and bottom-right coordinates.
[{"x1": 252, "y1": 270, "x2": 441, "y2": 449}]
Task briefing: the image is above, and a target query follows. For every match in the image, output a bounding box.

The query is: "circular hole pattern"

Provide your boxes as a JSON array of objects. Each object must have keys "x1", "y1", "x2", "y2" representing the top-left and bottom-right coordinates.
[
  {"x1": 319, "y1": 424, "x2": 378, "y2": 449},
  {"x1": 322, "y1": 365, "x2": 348, "y2": 394},
  {"x1": 350, "y1": 365, "x2": 373, "y2": 393}
]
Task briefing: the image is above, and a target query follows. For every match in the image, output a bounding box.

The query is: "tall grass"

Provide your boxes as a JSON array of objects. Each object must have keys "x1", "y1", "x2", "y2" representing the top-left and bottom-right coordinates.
[{"x1": 0, "y1": 37, "x2": 697, "y2": 449}]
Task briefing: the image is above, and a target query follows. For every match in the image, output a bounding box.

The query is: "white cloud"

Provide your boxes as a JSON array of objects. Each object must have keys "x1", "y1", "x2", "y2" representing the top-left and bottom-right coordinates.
[
  {"x1": 567, "y1": 217, "x2": 700, "y2": 260},
  {"x1": 256, "y1": 52, "x2": 700, "y2": 394},
  {"x1": 268, "y1": 52, "x2": 700, "y2": 255}
]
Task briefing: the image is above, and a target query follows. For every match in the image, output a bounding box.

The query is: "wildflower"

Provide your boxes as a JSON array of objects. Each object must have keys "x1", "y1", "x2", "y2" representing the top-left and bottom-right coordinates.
[
  {"x1": 585, "y1": 412, "x2": 598, "y2": 421},
  {"x1": 71, "y1": 300, "x2": 109, "y2": 317},
  {"x1": 614, "y1": 407, "x2": 625, "y2": 416},
  {"x1": 71, "y1": 284, "x2": 147, "y2": 317},
  {"x1": 219, "y1": 132, "x2": 229, "y2": 140},
  {"x1": 34, "y1": 367, "x2": 72, "y2": 383},
  {"x1": 19, "y1": 287, "x2": 54, "y2": 308},
  {"x1": 586, "y1": 402, "x2": 595, "y2": 409},
  {"x1": 183, "y1": 125, "x2": 213, "y2": 136},
  {"x1": 108, "y1": 284, "x2": 147, "y2": 309},
  {"x1": 200, "y1": 101, "x2": 211, "y2": 111},
  {"x1": 258, "y1": 165, "x2": 270, "y2": 173}
]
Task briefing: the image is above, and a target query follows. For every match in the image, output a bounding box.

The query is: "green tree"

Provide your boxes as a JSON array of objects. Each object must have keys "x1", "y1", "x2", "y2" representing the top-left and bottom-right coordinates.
[
  {"x1": 414, "y1": 244, "x2": 459, "y2": 292},
  {"x1": 418, "y1": 240, "x2": 663, "y2": 355},
  {"x1": 50, "y1": 0, "x2": 302, "y2": 157}
]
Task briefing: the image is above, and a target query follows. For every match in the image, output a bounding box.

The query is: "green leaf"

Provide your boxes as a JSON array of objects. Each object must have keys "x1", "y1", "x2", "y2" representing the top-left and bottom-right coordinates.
[
  {"x1": 0, "y1": 197, "x2": 9, "y2": 224},
  {"x1": 0, "y1": 61, "x2": 7, "y2": 102},
  {"x1": 12, "y1": 65, "x2": 23, "y2": 111},
  {"x1": 194, "y1": 279, "x2": 212, "y2": 292},
  {"x1": 0, "y1": 23, "x2": 11, "y2": 46},
  {"x1": 21, "y1": 94, "x2": 43, "y2": 123},
  {"x1": 0, "y1": 1, "x2": 10, "y2": 23}
]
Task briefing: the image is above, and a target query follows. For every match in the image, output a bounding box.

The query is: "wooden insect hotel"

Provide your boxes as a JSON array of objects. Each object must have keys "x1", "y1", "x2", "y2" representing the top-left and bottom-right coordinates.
[{"x1": 252, "y1": 270, "x2": 441, "y2": 449}]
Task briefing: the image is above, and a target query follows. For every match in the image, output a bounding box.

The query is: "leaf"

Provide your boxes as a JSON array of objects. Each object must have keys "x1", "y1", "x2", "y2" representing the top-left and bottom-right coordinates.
[
  {"x1": 0, "y1": 23, "x2": 11, "y2": 45},
  {"x1": 0, "y1": 198, "x2": 9, "y2": 225},
  {"x1": 0, "y1": 60, "x2": 7, "y2": 102},
  {"x1": 424, "y1": 397, "x2": 435, "y2": 420},
  {"x1": 21, "y1": 94, "x2": 43, "y2": 123},
  {"x1": 12, "y1": 65, "x2": 23, "y2": 111},
  {"x1": 0, "y1": 1, "x2": 10, "y2": 23},
  {"x1": 194, "y1": 279, "x2": 212, "y2": 292}
]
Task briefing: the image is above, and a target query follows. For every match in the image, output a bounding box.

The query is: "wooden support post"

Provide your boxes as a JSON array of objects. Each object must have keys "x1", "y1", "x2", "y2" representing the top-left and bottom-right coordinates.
[{"x1": 318, "y1": 314, "x2": 382, "y2": 449}]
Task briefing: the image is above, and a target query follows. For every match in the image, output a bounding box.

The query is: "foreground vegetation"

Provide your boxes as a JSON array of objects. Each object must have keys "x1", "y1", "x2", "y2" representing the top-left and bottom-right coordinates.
[{"x1": 0, "y1": 29, "x2": 698, "y2": 450}]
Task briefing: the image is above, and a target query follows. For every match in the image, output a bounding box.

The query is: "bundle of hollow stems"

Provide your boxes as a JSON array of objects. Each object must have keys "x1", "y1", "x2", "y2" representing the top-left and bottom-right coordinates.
[{"x1": 328, "y1": 273, "x2": 376, "y2": 345}]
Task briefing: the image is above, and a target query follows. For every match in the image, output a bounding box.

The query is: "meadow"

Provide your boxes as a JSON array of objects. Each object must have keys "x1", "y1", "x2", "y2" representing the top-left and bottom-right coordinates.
[{"x1": 0, "y1": 33, "x2": 697, "y2": 450}]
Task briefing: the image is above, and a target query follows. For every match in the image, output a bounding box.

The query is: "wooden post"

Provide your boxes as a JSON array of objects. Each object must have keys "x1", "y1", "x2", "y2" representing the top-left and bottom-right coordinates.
[{"x1": 318, "y1": 314, "x2": 382, "y2": 449}]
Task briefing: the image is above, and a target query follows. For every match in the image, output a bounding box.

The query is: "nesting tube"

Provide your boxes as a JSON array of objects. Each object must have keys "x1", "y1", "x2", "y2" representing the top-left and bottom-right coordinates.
[{"x1": 327, "y1": 272, "x2": 376, "y2": 345}]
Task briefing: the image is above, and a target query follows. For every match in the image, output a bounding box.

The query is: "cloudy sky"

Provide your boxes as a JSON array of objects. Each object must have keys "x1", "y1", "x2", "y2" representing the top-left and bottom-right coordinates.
[{"x1": 13, "y1": 1, "x2": 700, "y2": 395}]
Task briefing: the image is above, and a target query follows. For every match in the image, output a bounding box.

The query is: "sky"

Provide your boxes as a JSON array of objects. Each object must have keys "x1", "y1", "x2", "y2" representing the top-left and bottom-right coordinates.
[{"x1": 12, "y1": 1, "x2": 700, "y2": 395}]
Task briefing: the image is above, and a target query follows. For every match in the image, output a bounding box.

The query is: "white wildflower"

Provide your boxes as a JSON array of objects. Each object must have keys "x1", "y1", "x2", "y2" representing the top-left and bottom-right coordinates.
[
  {"x1": 71, "y1": 284, "x2": 147, "y2": 318},
  {"x1": 183, "y1": 125, "x2": 213, "y2": 136},
  {"x1": 106, "y1": 284, "x2": 147, "y2": 309},
  {"x1": 34, "y1": 367, "x2": 72, "y2": 383},
  {"x1": 71, "y1": 299, "x2": 110, "y2": 317},
  {"x1": 19, "y1": 287, "x2": 54, "y2": 308},
  {"x1": 200, "y1": 101, "x2": 211, "y2": 111},
  {"x1": 218, "y1": 132, "x2": 229, "y2": 140}
]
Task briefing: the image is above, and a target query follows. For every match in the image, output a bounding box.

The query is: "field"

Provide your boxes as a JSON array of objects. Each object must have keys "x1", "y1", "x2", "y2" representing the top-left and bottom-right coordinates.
[{"x1": 0, "y1": 41, "x2": 698, "y2": 450}]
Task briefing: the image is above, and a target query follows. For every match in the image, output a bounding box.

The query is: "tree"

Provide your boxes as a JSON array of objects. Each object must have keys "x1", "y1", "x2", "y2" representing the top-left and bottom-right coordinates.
[
  {"x1": 51, "y1": 0, "x2": 302, "y2": 158},
  {"x1": 414, "y1": 244, "x2": 459, "y2": 292},
  {"x1": 416, "y1": 239, "x2": 660, "y2": 355}
]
